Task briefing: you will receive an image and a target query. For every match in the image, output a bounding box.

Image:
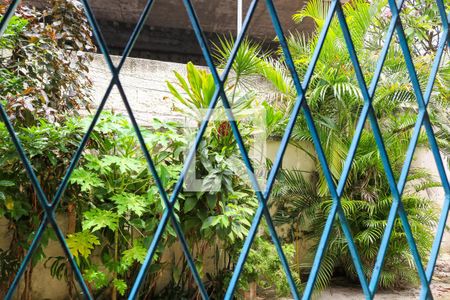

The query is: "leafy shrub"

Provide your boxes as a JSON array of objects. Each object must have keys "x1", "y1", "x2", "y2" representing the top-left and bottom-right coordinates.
[
  {"x1": 0, "y1": 0, "x2": 94, "y2": 125},
  {"x1": 244, "y1": 237, "x2": 299, "y2": 297},
  {"x1": 0, "y1": 117, "x2": 85, "y2": 296},
  {"x1": 0, "y1": 1, "x2": 93, "y2": 297}
]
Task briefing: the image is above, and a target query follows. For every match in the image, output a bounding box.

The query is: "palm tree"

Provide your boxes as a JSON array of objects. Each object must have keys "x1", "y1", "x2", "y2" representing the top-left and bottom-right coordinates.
[{"x1": 264, "y1": 0, "x2": 448, "y2": 293}]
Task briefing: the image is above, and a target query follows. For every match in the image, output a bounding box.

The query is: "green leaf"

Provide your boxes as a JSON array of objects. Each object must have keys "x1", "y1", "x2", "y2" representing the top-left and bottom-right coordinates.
[
  {"x1": 70, "y1": 168, "x2": 103, "y2": 192},
  {"x1": 207, "y1": 194, "x2": 216, "y2": 210},
  {"x1": 84, "y1": 268, "x2": 108, "y2": 289},
  {"x1": 66, "y1": 231, "x2": 100, "y2": 258},
  {"x1": 201, "y1": 216, "x2": 221, "y2": 230},
  {"x1": 82, "y1": 209, "x2": 119, "y2": 232},
  {"x1": 0, "y1": 180, "x2": 14, "y2": 187},
  {"x1": 121, "y1": 243, "x2": 147, "y2": 269},
  {"x1": 102, "y1": 155, "x2": 144, "y2": 174},
  {"x1": 113, "y1": 279, "x2": 127, "y2": 296},
  {"x1": 219, "y1": 215, "x2": 230, "y2": 228},
  {"x1": 111, "y1": 192, "x2": 147, "y2": 216},
  {"x1": 184, "y1": 197, "x2": 198, "y2": 213}
]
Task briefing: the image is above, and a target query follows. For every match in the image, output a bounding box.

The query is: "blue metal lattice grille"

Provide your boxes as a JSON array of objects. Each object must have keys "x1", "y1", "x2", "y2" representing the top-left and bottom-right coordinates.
[{"x1": 1, "y1": 0, "x2": 449, "y2": 299}]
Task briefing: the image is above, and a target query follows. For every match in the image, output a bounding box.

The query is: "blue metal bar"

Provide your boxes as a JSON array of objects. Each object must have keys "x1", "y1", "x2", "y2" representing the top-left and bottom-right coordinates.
[
  {"x1": 1, "y1": 2, "x2": 91, "y2": 297},
  {"x1": 302, "y1": 1, "x2": 378, "y2": 297},
  {"x1": 419, "y1": 122, "x2": 450, "y2": 300},
  {"x1": 76, "y1": 1, "x2": 209, "y2": 298},
  {"x1": 422, "y1": 196, "x2": 450, "y2": 300},
  {"x1": 367, "y1": 105, "x2": 431, "y2": 297},
  {"x1": 435, "y1": 0, "x2": 449, "y2": 48},
  {"x1": 401, "y1": 10, "x2": 450, "y2": 297},
  {"x1": 366, "y1": 0, "x2": 446, "y2": 296},
  {"x1": 1, "y1": 85, "x2": 91, "y2": 299},
  {"x1": 264, "y1": 1, "x2": 372, "y2": 298},
  {"x1": 268, "y1": 0, "x2": 341, "y2": 294},
  {"x1": 225, "y1": 0, "x2": 368, "y2": 298},
  {"x1": 52, "y1": 0, "x2": 157, "y2": 211},
  {"x1": 385, "y1": 1, "x2": 449, "y2": 298}
]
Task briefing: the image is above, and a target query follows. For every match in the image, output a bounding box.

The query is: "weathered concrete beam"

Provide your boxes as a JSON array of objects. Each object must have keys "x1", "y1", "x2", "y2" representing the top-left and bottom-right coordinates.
[{"x1": 25, "y1": 0, "x2": 314, "y2": 63}]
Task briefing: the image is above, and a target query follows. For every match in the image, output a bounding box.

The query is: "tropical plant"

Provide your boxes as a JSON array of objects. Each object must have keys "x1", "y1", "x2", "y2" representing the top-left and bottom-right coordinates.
[
  {"x1": 65, "y1": 113, "x2": 183, "y2": 299},
  {"x1": 273, "y1": 129, "x2": 438, "y2": 291},
  {"x1": 263, "y1": 0, "x2": 448, "y2": 294},
  {"x1": 166, "y1": 61, "x2": 261, "y2": 299}
]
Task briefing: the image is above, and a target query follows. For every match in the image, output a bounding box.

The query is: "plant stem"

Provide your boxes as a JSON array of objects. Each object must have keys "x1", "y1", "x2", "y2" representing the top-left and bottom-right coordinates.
[{"x1": 112, "y1": 229, "x2": 119, "y2": 300}]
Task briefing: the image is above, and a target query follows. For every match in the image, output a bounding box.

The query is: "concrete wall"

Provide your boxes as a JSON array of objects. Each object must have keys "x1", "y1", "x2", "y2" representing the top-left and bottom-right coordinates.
[{"x1": 88, "y1": 54, "x2": 187, "y2": 124}]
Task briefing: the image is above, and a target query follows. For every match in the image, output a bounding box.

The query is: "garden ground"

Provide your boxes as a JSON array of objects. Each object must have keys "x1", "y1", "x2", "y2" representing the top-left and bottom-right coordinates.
[{"x1": 275, "y1": 252, "x2": 450, "y2": 299}]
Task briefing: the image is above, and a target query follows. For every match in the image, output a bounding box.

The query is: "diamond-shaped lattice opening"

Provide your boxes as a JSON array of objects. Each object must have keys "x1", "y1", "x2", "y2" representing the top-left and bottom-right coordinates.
[{"x1": 371, "y1": 35, "x2": 423, "y2": 184}]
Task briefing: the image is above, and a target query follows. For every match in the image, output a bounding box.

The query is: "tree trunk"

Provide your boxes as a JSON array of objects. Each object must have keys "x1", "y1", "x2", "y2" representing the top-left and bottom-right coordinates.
[
  {"x1": 67, "y1": 202, "x2": 77, "y2": 297},
  {"x1": 244, "y1": 281, "x2": 257, "y2": 300}
]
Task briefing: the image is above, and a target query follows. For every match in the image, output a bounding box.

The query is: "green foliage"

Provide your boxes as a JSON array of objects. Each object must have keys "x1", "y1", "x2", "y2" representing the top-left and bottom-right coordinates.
[
  {"x1": 0, "y1": 118, "x2": 84, "y2": 215},
  {"x1": 82, "y1": 209, "x2": 120, "y2": 232},
  {"x1": 244, "y1": 237, "x2": 299, "y2": 297},
  {"x1": 164, "y1": 62, "x2": 261, "y2": 298},
  {"x1": 212, "y1": 36, "x2": 270, "y2": 90},
  {"x1": 66, "y1": 231, "x2": 100, "y2": 258},
  {"x1": 0, "y1": 117, "x2": 85, "y2": 293},
  {"x1": 263, "y1": 0, "x2": 448, "y2": 294},
  {"x1": 59, "y1": 103, "x2": 257, "y2": 298},
  {"x1": 0, "y1": 0, "x2": 446, "y2": 299},
  {"x1": 167, "y1": 62, "x2": 216, "y2": 121},
  {"x1": 66, "y1": 112, "x2": 172, "y2": 297},
  {"x1": 121, "y1": 243, "x2": 147, "y2": 269},
  {"x1": 0, "y1": 0, "x2": 94, "y2": 125},
  {"x1": 0, "y1": 1, "x2": 94, "y2": 296},
  {"x1": 274, "y1": 130, "x2": 438, "y2": 291}
]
